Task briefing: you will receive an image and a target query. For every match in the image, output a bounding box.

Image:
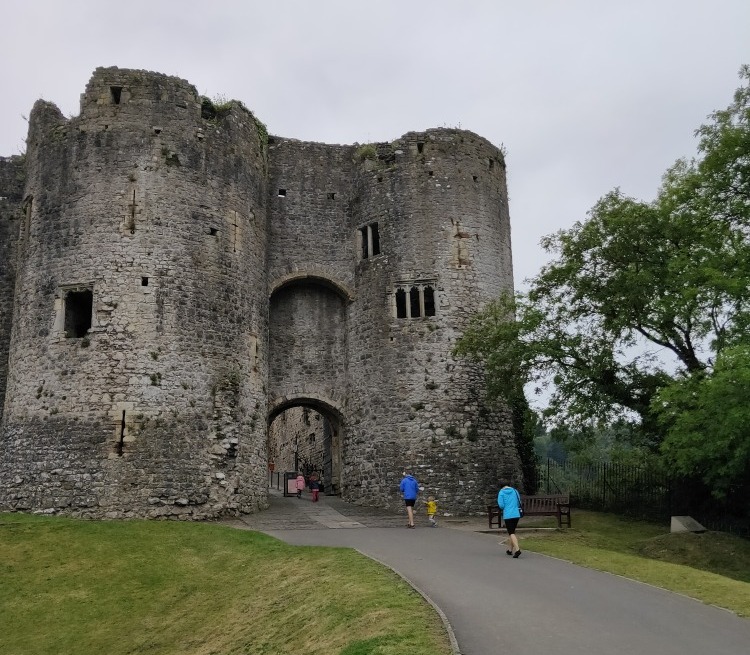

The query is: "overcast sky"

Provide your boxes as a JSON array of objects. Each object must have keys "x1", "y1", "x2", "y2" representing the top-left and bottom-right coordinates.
[{"x1": 2, "y1": 1, "x2": 749, "y2": 287}]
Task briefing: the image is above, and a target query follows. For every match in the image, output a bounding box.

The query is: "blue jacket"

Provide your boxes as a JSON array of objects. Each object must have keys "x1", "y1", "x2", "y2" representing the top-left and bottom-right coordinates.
[
  {"x1": 400, "y1": 475, "x2": 420, "y2": 500},
  {"x1": 497, "y1": 486, "x2": 522, "y2": 520}
]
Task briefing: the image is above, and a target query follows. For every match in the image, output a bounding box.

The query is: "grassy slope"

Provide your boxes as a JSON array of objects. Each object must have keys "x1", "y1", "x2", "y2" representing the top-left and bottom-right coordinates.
[
  {"x1": 0, "y1": 514, "x2": 451, "y2": 655},
  {"x1": 520, "y1": 511, "x2": 750, "y2": 617}
]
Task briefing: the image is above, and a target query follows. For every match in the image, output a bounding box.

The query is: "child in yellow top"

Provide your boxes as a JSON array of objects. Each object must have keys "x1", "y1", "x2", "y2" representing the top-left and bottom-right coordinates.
[{"x1": 426, "y1": 496, "x2": 438, "y2": 527}]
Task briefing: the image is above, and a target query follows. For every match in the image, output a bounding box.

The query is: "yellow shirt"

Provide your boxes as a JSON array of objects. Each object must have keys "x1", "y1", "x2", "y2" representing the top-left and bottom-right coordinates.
[{"x1": 426, "y1": 500, "x2": 437, "y2": 515}]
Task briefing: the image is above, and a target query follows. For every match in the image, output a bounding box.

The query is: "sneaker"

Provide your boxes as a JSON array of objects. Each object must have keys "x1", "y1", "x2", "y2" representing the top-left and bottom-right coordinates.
[
  {"x1": 513, "y1": 550, "x2": 522, "y2": 558},
  {"x1": 505, "y1": 550, "x2": 513, "y2": 556}
]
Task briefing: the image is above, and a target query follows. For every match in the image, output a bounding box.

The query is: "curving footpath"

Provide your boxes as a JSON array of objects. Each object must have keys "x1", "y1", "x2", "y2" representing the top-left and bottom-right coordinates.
[{"x1": 226, "y1": 489, "x2": 750, "y2": 655}]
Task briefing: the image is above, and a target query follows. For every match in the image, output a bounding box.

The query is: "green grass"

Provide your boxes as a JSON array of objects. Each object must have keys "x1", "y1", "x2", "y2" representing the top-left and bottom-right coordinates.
[
  {"x1": 0, "y1": 514, "x2": 451, "y2": 655},
  {"x1": 520, "y1": 511, "x2": 750, "y2": 616}
]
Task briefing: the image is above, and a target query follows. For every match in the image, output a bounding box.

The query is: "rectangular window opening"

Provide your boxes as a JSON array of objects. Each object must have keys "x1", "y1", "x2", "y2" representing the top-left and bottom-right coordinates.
[
  {"x1": 111, "y1": 86, "x2": 123, "y2": 105},
  {"x1": 409, "y1": 287, "x2": 421, "y2": 318},
  {"x1": 64, "y1": 288, "x2": 93, "y2": 338},
  {"x1": 428, "y1": 171, "x2": 434, "y2": 176},
  {"x1": 278, "y1": 189, "x2": 286, "y2": 197},
  {"x1": 424, "y1": 286, "x2": 436, "y2": 316},
  {"x1": 417, "y1": 142, "x2": 424, "y2": 154},
  {"x1": 489, "y1": 158, "x2": 495, "y2": 171},
  {"x1": 128, "y1": 189, "x2": 136, "y2": 234},
  {"x1": 359, "y1": 222, "x2": 381, "y2": 259},
  {"x1": 209, "y1": 227, "x2": 218, "y2": 236},
  {"x1": 472, "y1": 175, "x2": 478, "y2": 183},
  {"x1": 116, "y1": 410, "x2": 126, "y2": 456},
  {"x1": 141, "y1": 277, "x2": 149, "y2": 287},
  {"x1": 395, "y1": 289, "x2": 407, "y2": 319},
  {"x1": 371, "y1": 223, "x2": 380, "y2": 256},
  {"x1": 327, "y1": 192, "x2": 336, "y2": 200}
]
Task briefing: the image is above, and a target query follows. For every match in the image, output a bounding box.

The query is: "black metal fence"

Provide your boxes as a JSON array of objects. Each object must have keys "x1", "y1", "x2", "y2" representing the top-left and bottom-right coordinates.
[{"x1": 537, "y1": 459, "x2": 750, "y2": 538}]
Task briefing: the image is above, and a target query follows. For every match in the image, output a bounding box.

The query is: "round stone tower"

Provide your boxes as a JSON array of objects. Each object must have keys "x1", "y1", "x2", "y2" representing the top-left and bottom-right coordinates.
[
  {"x1": 0, "y1": 68, "x2": 269, "y2": 518},
  {"x1": 344, "y1": 130, "x2": 520, "y2": 513}
]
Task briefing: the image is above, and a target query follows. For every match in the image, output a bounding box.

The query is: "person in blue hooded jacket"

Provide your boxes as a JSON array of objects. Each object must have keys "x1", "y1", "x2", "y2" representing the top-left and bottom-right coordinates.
[
  {"x1": 400, "y1": 471, "x2": 420, "y2": 528},
  {"x1": 497, "y1": 481, "x2": 523, "y2": 558}
]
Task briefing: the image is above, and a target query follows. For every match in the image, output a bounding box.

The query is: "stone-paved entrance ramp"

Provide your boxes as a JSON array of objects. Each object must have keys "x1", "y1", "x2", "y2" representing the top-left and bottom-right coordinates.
[
  {"x1": 223, "y1": 490, "x2": 750, "y2": 655},
  {"x1": 225, "y1": 487, "x2": 406, "y2": 530}
]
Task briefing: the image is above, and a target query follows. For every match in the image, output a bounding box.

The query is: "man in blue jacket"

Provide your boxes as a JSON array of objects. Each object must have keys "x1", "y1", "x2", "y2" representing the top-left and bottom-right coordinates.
[
  {"x1": 498, "y1": 481, "x2": 523, "y2": 557},
  {"x1": 400, "y1": 471, "x2": 420, "y2": 528}
]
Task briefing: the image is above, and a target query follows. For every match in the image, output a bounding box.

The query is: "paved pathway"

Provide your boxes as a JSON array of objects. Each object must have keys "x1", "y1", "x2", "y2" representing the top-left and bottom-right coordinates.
[{"x1": 224, "y1": 489, "x2": 750, "y2": 655}]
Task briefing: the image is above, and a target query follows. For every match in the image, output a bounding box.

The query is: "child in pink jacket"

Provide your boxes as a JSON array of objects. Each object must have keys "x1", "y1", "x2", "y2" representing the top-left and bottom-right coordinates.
[{"x1": 295, "y1": 474, "x2": 305, "y2": 499}]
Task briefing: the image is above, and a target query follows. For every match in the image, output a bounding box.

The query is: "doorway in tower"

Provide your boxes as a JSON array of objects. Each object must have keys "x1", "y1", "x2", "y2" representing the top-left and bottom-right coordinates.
[{"x1": 267, "y1": 404, "x2": 342, "y2": 496}]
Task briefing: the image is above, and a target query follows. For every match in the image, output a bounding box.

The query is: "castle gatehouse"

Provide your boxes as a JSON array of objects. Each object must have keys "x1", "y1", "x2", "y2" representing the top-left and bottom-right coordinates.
[{"x1": 0, "y1": 68, "x2": 521, "y2": 519}]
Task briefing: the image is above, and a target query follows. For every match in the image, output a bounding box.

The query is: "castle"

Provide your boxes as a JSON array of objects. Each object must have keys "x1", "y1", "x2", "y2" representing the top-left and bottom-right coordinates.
[{"x1": 0, "y1": 67, "x2": 521, "y2": 519}]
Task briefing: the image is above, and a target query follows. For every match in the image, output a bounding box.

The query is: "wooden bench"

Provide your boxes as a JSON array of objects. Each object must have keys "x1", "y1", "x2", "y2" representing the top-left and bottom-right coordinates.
[{"x1": 487, "y1": 493, "x2": 571, "y2": 529}]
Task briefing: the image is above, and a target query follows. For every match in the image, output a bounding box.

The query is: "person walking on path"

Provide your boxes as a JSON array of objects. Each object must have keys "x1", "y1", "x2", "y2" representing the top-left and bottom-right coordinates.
[
  {"x1": 400, "y1": 471, "x2": 420, "y2": 528},
  {"x1": 295, "y1": 473, "x2": 306, "y2": 499},
  {"x1": 310, "y1": 478, "x2": 320, "y2": 502},
  {"x1": 426, "y1": 496, "x2": 438, "y2": 527},
  {"x1": 497, "y1": 481, "x2": 523, "y2": 557}
]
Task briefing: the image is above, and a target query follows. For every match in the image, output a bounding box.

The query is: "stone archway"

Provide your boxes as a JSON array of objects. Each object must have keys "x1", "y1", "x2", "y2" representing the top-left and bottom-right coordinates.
[
  {"x1": 267, "y1": 399, "x2": 343, "y2": 495},
  {"x1": 267, "y1": 278, "x2": 349, "y2": 494}
]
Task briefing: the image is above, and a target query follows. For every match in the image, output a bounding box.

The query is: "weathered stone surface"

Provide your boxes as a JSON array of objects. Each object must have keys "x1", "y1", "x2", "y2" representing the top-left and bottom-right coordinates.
[
  {"x1": 0, "y1": 155, "x2": 23, "y2": 425},
  {"x1": 670, "y1": 516, "x2": 707, "y2": 533},
  {"x1": 0, "y1": 67, "x2": 522, "y2": 519}
]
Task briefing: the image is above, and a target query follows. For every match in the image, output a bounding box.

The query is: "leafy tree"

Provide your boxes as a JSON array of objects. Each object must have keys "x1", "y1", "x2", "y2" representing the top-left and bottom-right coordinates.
[
  {"x1": 656, "y1": 344, "x2": 750, "y2": 498},
  {"x1": 507, "y1": 385, "x2": 541, "y2": 493},
  {"x1": 455, "y1": 67, "x2": 750, "y2": 490}
]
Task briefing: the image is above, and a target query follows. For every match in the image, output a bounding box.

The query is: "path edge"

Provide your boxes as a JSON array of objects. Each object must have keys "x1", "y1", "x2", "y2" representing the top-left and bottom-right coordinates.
[{"x1": 355, "y1": 548, "x2": 462, "y2": 655}]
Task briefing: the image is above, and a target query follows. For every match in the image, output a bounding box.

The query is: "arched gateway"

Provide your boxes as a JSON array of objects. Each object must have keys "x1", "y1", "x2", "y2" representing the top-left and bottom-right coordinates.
[{"x1": 0, "y1": 67, "x2": 522, "y2": 519}]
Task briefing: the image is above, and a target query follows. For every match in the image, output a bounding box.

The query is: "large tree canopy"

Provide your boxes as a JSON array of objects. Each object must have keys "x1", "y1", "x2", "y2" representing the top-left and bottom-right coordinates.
[
  {"x1": 456, "y1": 67, "x2": 750, "y2": 491},
  {"x1": 656, "y1": 344, "x2": 750, "y2": 497}
]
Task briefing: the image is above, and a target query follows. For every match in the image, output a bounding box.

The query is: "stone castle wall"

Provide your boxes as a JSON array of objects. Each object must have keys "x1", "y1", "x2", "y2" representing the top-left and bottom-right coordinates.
[
  {"x1": 0, "y1": 67, "x2": 522, "y2": 518},
  {"x1": 0, "y1": 157, "x2": 23, "y2": 424},
  {"x1": 1, "y1": 69, "x2": 268, "y2": 518}
]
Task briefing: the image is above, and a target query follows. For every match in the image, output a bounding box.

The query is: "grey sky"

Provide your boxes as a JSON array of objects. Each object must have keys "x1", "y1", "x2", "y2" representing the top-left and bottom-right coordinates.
[{"x1": 2, "y1": 0, "x2": 749, "y2": 287}]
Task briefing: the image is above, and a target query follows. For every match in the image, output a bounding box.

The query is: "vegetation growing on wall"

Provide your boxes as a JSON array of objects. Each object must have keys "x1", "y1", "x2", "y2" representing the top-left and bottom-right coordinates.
[
  {"x1": 355, "y1": 143, "x2": 377, "y2": 161},
  {"x1": 199, "y1": 94, "x2": 269, "y2": 153},
  {"x1": 200, "y1": 95, "x2": 233, "y2": 121}
]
